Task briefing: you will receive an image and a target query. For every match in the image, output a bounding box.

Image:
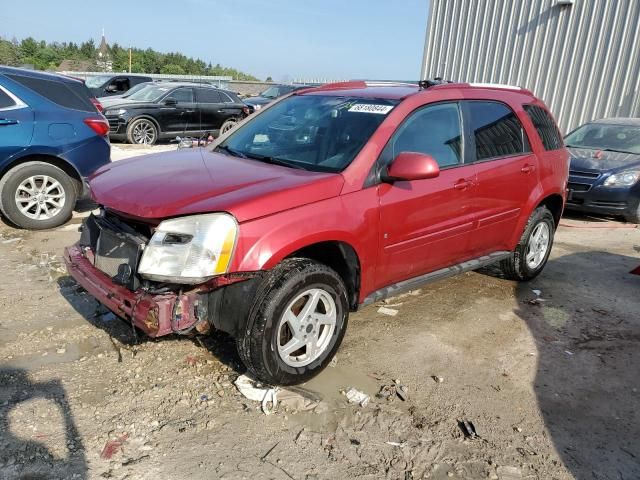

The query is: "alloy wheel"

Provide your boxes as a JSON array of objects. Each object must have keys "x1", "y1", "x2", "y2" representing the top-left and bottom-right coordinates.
[
  {"x1": 132, "y1": 120, "x2": 156, "y2": 144},
  {"x1": 276, "y1": 288, "x2": 337, "y2": 367},
  {"x1": 526, "y1": 222, "x2": 550, "y2": 269},
  {"x1": 14, "y1": 175, "x2": 66, "y2": 221}
]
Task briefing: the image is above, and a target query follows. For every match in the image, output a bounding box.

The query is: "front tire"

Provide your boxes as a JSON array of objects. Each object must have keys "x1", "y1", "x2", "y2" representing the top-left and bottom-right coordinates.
[
  {"x1": 0, "y1": 161, "x2": 77, "y2": 230},
  {"x1": 499, "y1": 206, "x2": 555, "y2": 281},
  {"x1": 237, "y1": 258, "x2": 349, "y2": 385},
  {"x1": 126, "y1": 118, "x2": 158, "y2": 145}
]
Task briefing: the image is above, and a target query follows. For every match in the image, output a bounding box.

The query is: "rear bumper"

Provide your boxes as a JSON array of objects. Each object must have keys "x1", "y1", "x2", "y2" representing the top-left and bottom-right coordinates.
[{"x1": 64, "y1": 245, "x2": 207, "y2": 337}]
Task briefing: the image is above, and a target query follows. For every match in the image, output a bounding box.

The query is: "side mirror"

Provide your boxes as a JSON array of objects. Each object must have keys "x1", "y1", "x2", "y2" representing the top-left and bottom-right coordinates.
[
  {"x1": 164, "y1": 97, "x2": 178, "y2": 106},
  {"x1": 383, "y1": 152, "x2": 440, "y2": 182}
]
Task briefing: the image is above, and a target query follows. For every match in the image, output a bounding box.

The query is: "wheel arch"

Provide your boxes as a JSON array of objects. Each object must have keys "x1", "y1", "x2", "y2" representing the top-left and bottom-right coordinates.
[
  {"x1": 285, "y1": 240, "x2": 362, "y2": 311},
  {"x1": 0, "y1": 154, "x2": 83, "y2": 194},
  {"x1": 537, "y1": 193, "x2": 564, "y2": 227}
]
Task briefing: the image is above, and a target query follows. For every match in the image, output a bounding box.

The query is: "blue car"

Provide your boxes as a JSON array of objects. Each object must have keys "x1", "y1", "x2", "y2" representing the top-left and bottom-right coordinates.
[
  {"x1": 565, "y1": 118, "x2": 640, "y2": 223},
  {"x1": 0, "y1": 66, "x2": 110, "y2": 229}
]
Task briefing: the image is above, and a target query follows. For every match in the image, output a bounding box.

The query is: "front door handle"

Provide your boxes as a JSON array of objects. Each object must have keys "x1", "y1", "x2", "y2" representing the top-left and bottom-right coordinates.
[
  {"x1": 0, "y1": 118, "x2": 18, "y2": 126},
  {"x1": 453, "y1": 179, "x2": 472, "y2": 190},
  {"x1": 521, "y1": 164, "x2": 535, "y2": 174},
  {"x1": 184, "y1": 110, "x2": 196, "y2": 113}
]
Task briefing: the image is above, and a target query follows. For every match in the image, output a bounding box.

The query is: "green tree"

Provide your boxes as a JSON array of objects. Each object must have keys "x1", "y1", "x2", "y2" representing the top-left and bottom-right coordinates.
[{"x1": 160, "y1": 64, "x2": 185, "y2": 75}]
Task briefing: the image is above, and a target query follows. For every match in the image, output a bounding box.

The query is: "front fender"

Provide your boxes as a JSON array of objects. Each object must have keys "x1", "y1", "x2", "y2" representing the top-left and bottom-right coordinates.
[{"x1": 231, "y1": 188, "x2": 380, "y2": 301}]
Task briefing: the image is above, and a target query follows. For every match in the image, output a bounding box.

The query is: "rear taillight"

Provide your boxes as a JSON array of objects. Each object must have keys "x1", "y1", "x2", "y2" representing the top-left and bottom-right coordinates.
[
  {"x1": 90, "y1": 98, "x2": 104, "y2": 113},
  {"x1": 84, "y1": 117, "x2": 110, "y2": 136}
]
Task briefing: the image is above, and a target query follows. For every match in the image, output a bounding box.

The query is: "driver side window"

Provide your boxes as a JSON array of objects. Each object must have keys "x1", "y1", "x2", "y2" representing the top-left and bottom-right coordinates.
[
  {"x1": 384, "y1": 102, "x2": 463, "y2": 168},
  {"x1": 170, "y1": 88, "x2": 194, "y2": 104}
]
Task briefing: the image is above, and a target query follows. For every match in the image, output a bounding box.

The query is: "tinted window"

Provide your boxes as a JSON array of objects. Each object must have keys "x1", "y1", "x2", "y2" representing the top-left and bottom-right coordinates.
[
  {"x1": 219, "y1": 92, "x2": 235, "y2": 103},
  {"x1": 0, "y1": 88, "x2": 16, "y2": 109},
  {"x1": 196, "y1": 88, "x2": 223, "y2": 103},
  {"x1": 110, "y1": 78, "x2": 130, "y2": 92},
  {"x1": 524, "y1": 105, "x2": 564, "y2": 151},
  {"x1": 7, "y1": 74, "x2": 95, "y2": 112},
  {"x1": 467, "y1": 101, "x2": 529, "y2": 161},
  {"x1": 387, "y1": 102, "x2": 462, "y2": 168},
  {"x1": 223, "y1": 91, "x2": 242, "y2": 103},
  {"x1": 169, "y1": 88, "x2": 194, "y2": 103}
]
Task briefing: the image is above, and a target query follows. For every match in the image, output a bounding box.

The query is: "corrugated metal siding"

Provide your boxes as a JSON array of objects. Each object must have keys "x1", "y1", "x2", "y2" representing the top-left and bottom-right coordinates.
[{"x1": 421, "y1": 0, "x2": 640, "y2": 132}]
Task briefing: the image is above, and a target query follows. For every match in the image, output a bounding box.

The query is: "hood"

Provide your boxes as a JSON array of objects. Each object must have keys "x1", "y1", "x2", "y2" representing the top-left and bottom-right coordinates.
[
  {"x1": 568, "y1": 147, "x2": 640, "y2": 172},
  {"x1": 243, "y1": 96, "x2": 273, "y2": 106},
  {"x1": 100, "y1": 97, "x2": 156, "y2": 110},
  {"x1": 89, "y1": 148, "x2": 344, "y2": 222}
]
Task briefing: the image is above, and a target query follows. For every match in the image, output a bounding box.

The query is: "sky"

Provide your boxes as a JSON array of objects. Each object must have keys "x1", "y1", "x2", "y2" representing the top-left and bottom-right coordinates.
[{"x1": 1, "y1": 0, "x2": 430, "y2": 82}]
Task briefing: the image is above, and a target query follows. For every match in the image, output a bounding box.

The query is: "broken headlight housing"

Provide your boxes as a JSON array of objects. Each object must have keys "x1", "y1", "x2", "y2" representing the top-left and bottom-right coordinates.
[
  {"x1": 603, "y1": 169, "x2": 640, "y2": 187},
  {"x1": 138, "y1": 213, "x2": 238, "y2": 284}
]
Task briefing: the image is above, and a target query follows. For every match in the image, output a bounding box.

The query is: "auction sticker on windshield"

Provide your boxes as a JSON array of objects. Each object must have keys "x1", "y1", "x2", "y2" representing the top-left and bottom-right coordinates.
[{"x1": 348, "y1": 104, "x2": 394, "y2": 114}]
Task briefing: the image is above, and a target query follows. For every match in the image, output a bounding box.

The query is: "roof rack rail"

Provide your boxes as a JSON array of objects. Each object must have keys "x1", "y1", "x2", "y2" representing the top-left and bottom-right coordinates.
[{"x1": 419, "y1": 77, "x2": 453, "y2": 89}]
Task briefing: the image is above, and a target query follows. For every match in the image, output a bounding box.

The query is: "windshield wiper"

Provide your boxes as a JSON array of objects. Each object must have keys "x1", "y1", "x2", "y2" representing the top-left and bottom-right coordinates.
[
  {"x1": 245, "y1": 153, "x2": 308, "y2": 170},
  {"x1": 215, "y1": 145, "x2": 247, "y2": 158}
]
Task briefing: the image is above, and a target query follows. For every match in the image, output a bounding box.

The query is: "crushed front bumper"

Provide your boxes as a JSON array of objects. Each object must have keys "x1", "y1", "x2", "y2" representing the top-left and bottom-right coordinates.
[{"x1": 64, "y1": 245, "x2": 210, "y2": 337}]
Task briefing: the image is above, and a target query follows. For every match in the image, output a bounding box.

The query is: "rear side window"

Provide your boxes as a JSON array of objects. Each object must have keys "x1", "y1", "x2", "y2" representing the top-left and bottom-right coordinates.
[
  {"x1": 196, "y1": 88, "x2": 223, "y2": 103},
  {"x1": 466, "y1": 101, "x2": 530, "y2": 161},
  {"x1": 7, "y1": 74, "x2": 95, "y2": 112},
  {"x1": 524, "y1": 104, "x2": 564, "y2": 151},
  {"x1": 0, "y1": 88, "x2": 16, "y2": 109}
]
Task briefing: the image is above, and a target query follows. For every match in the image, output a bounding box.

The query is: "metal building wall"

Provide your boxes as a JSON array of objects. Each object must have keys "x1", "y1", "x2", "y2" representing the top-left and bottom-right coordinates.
[{"x1": 421, "y1": 0, "x2": 640, "y2": 132}]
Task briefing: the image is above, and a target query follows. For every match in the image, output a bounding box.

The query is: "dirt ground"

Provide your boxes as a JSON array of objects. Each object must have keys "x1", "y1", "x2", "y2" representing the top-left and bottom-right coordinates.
[{"x1": 1, "y1": 147, "x2": 639, "y2": 480}]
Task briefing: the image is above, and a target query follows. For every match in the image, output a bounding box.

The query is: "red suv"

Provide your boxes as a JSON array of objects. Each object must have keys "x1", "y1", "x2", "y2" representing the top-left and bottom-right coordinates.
[{"x1": 64, "y1": 81, "x2": 569, "y2": 385}]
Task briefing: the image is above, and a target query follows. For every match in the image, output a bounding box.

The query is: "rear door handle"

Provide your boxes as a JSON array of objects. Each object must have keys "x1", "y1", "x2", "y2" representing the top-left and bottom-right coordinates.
[
  {"x1": 0, "y1": 118, "x2": 18, "y2": 126},
  {"x1": 521, "y1": 164, "x2": 535, "y2": 174},
  {"x1": 453, "y1": 179, "x2": 472, "y2": 190},
  {"x1": 185, "y1": 110, "x2": 196, "y2": 113}
]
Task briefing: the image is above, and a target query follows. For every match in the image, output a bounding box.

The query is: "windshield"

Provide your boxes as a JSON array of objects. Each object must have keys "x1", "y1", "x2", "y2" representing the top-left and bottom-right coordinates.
[
  {"x1": 123, "y1": 82, "x2": 151, "y2": 97},
  {"x1": 127, "y1": 85, "x2": 172, "y2": 102},
  {"x1": 214, "y1": 94, "x2": 397, "y2": 172},
  {"x1": 565, "y1": 123, "x2": 640, "y2": 155},
  {"x1": 85, "y1": 75, "x2": 112, "y2": 88}
]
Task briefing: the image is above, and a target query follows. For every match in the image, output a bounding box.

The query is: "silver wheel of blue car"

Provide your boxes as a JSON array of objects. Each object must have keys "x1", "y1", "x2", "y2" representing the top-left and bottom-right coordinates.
[
  {"x1": 127, "y1": 118, "x2": 158, "y2": 145},
  {"x1": 0, "y1": 161, "x2": 76, "y2": 230},
  {"x1": 14, "y1": 175, "x2": 66, "y2": 220}
]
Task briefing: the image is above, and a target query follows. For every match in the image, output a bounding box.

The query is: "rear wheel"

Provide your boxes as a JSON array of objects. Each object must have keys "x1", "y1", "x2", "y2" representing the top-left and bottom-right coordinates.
[
  {"x1": 126, "y1": 118, "x2": 158, "y2": 145},
  {"x1": 0, "y1": 161, "x2": 76, "y2": 230},
  {"x1": 237, "y1": 258, "x2": 349, "y2": 385},
  {"x1": 220, "y1": 118, "x2": 238, "y2": 135},
  {"x1": 499, "y1": 206, "x2": 555, "y2": 281}
]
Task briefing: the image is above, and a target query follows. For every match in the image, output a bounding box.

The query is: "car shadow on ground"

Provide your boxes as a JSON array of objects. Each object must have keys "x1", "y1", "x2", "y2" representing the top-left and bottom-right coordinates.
[
  {"x1": 0, "y1": 367, "x2": 88, "y2": 479},
  {"x1": 55, "y1": 276, "x2": 244, "y2": 372},
  {"x1": 510, "y1": 250, "x2": 640, "y2": 479}
]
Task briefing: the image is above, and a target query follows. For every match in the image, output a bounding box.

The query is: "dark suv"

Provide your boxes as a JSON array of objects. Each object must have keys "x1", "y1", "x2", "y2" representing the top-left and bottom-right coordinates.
[
  {"x1": 85, "y1": 74, "x2": 152, "y2": 98},
  {"x1": 243, "y1": 84, "x2": 309, "y2": 112},
  {"x1": 104, "y1": 82, "x2": 248, "y2": 144},
  {"x1": 65, "y1": 81, "x2": 568, "y2": 385}
]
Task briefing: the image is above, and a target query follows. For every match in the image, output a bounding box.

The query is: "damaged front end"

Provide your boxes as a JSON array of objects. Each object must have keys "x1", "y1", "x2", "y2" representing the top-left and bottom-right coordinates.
[{"x1": 64, "y1": 211, "x2": 259, "y2": 338}]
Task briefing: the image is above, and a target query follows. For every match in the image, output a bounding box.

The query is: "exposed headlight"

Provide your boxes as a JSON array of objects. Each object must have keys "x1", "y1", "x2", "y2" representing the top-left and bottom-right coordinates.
[
  {"x1": 138, "y1": 213, "x2": 238, "y2": 284},
  {"x1": 603, "y1": 169, "x2": 640, "y2": 187},
  {"x1": 253, "y1": 104, "x2": 262, "y2": 110},
  {"x1": 105, "y1": 108, "x2": 127, "y2": 116}
]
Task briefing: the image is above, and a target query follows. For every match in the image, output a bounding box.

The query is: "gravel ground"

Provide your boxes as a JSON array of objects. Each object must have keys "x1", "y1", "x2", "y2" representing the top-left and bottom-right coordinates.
[{"x1": 0, "y1": 152, "x2": 639, "y2": 479}]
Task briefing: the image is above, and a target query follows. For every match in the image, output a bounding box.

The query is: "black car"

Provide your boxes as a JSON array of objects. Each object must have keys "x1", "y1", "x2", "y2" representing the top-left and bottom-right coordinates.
[
  {"x1": 85, "y1": 74, "x2": 153, "y2": 98},
  {"x1": 104, "y1": 82, "x2": 248, "y2": 145},
  {"x1": 565, "y1": 117, "x2": 640, "y2": 223},
  {"x1": 243, "y1": 84, "x2": 308, "y2": 112}
]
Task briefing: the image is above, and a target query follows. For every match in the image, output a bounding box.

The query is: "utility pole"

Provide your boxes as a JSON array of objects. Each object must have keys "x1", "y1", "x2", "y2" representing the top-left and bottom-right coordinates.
[{"x1": 129, "y1": 46, "x2": 132, "y2": 73}]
